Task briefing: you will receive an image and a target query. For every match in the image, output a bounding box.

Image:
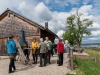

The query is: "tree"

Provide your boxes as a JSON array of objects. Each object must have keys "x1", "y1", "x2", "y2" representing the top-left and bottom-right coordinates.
[{"x1": 63, "y1": 11, "x2": 93, "y2": 47}]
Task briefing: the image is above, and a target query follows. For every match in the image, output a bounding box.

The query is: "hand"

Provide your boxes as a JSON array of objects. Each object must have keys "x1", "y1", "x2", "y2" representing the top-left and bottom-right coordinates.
[{"x1": 58, "y1": 52, "x2": 60, "y2": 55}]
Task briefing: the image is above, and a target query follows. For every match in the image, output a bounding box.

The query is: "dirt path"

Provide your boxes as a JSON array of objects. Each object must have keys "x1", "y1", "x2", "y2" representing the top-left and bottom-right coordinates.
[{"x1": 0, "y1": 54, "x2": 76, "y2": 75}]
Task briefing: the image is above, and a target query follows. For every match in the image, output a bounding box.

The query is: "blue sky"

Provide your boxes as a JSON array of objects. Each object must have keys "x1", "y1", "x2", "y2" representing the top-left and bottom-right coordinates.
[{"x1": 0, "y1": 0, "x2": 100, "y2": 44}]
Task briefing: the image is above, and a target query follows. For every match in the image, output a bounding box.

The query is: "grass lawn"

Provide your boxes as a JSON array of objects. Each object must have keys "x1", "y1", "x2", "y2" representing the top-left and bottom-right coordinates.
[{"x1": 66, "y1": 49, "x2": 100, "y2": 75}]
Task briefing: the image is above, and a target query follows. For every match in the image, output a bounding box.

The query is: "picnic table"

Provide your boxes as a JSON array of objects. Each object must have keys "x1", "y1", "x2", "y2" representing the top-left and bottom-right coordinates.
[{"x1": 23, "y1": 48, "x2": 32, "y2": 50}]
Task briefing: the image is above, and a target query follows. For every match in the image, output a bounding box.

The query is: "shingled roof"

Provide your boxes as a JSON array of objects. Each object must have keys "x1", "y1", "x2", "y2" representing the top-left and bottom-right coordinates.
[{"x1": 0, "y1": 8, "x2": 58, "y2": 37}]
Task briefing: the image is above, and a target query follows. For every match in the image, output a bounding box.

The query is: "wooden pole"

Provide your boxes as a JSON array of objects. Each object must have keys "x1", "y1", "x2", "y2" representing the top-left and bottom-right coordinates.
[
  {"x1": 70, "y1": 49, "x2": 73, "y2": 70},
  {"x1": 95, "y1": 54, "x2": 98, "y2": 63}
]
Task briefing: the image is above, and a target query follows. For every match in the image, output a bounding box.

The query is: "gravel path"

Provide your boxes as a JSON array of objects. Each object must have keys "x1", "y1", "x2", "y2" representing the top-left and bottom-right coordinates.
[{"x1": 0, "y1": 54, "x2": 76, "y2": 75}]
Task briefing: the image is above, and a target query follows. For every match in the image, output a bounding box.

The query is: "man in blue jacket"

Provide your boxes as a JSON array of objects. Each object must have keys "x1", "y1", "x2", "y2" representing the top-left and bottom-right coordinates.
[{"x1": 6, "y1": 34, "x2": 17, "y2": 73}]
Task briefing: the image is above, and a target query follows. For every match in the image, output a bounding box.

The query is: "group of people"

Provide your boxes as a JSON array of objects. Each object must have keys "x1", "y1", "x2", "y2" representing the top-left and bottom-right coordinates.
[
  {"x1": 6, "y1": 34, "x2": 54, "y2": 73},
  {"x1": 6, "y1": 34, "x2": 71, "y2": 74},
  {"x1": 30, "y1": 37, "x2": 53, "y2": 67},
  {"x1": 57, "y1": 39, "x2": 70, "y2": 67}
]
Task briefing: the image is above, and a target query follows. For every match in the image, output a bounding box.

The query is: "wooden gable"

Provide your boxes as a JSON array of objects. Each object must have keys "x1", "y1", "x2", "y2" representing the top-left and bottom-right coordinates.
[{"x1": 0, "y1": 10, "x2": 41, "y2": 38}]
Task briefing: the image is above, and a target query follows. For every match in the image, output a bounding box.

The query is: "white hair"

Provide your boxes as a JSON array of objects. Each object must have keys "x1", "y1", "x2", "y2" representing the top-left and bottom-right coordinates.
[
  {"x1": 40, "y1": 38, "x2": 43, "y2": 42},
  {"x1": 65, "y1": 40, "x2": 68, "y2": 44}
]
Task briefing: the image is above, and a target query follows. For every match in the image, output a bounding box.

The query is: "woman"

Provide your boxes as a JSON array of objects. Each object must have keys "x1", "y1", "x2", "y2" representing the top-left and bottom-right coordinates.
[
  {"x1": 31, "y1": 38, "x2": 39, "y2": 64},
  {"x1": 6, "y1": 34, "x2": 17, "y2": 73},
  {"x1": 57, "y1": 39, "x2": 64, "y2": 66},
  {"x1": 63, "y1": 40, "x2": 70, "y2": 68}
]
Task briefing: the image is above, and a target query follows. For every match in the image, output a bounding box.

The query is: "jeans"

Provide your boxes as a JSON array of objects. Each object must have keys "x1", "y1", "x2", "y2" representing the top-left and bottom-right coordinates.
[
  {"x1": 40, "y1": 53, "x2": 46, "y2": 66},
  {"x1": 9, "y1": 59, "x2": 16, "y2": 72},
  {"x1": 32, "y1": 54, "x2": 38, "y2": 63},
  {"x1": 46, "y1": 50, "x2": 51, "y2": 63},
  {"x1": 58, "y1": 53, "x2": 63, "y2": 65}
]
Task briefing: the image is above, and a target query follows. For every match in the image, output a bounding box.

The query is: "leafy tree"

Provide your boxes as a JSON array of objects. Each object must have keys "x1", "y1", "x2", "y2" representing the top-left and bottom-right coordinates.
[{"x1": 63, "y1": 11, "x2": 93, "y2": 47}]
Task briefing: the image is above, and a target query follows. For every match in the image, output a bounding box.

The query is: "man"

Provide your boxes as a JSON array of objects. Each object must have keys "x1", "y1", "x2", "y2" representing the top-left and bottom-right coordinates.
[
  {"x1": 44, "y1": 37, "x2": 52, "y2": 64},
  {"x1": 6, "y1": 34, "x2": 17, "y2": 73},
  {"x1": 39, "y1": 38, "x2": 47, "y2": 67}
]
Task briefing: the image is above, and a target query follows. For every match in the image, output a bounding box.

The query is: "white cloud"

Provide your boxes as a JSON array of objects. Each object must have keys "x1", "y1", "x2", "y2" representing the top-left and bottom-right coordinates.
[
  {"x1": 88, "y1": 38, "x2": 98, "y2": 41},
  {"x1": 0, "y1": 0, "x2": 100, "y2": 43},
  {"x1": 91, "y1": 30, "x2": 100, "y2": 36},
  {"x1": 18, "y1": 2, "x2": 70, "y2": 36},
  {"x1": 78, "y1": 5, "x2": 93, "y2": 15},
  {"x1": 16, "y1": 2, "x2": 100, "y2": 40},
  {"x1": 18, "y1": 2, "x2": 30, "y2": 14},
  {"x1": 91, "y1": 22, "x2": 100, "y2": 29},
  {"x1": 34, "y1": 2, "x2": 52, "y2": 22},
  {"x1": 57, "y1": 30, "x2": 64, "y2": 38}
]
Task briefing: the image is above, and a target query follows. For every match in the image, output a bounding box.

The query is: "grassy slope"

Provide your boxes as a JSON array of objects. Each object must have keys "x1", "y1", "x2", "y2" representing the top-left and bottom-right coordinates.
[{"x1": 67, "y1": 49, "x2": 100, "y2": 75}]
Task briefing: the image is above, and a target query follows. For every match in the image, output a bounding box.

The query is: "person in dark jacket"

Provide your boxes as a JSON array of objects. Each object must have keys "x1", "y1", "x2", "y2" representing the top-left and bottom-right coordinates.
[
  {"x1": 6, "y1": 34, "x2": 17, "y2": 73},
  {"x1": 22, "y1": 41, "x2": 29, "y2": 61},
  {"x1": 57, "y1": 39, "x2": 64, "y2": 66}
]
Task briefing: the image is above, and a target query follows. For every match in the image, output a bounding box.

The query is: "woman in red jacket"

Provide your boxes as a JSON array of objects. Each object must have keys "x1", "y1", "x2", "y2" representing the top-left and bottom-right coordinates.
[{"x1": 57, "y1": 39, "x2": 64, "y2": 66}]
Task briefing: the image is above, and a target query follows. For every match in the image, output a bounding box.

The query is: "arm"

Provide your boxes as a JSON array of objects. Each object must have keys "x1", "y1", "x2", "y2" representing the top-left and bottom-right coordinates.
[
  {"x1": 36, "y1": 42, "x2": 39, "y2": 48},
  {"x1": 11, "y1": 41, "x2": 16, "y2": 54},
  {"x1": 31, "y1": 42, "x2": 34, "y2": 49},
  {"x1": 57, "y1": 43, "x2": 59, "y2": 52},
  {"x1": 11, "y1": 41, "x2": 16, "y2": 50},
  {"x1": 38, "y1": 43, "x2": 41, "y2": 49}
]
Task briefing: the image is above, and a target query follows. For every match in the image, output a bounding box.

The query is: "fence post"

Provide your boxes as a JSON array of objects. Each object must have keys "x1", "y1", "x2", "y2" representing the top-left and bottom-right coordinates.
[
  {"x1": 95, "y1": 54, "x2": 98, "y2": 63},
  {"x1": 70, "y1": 49, "x2": 73, "y2": 70}
]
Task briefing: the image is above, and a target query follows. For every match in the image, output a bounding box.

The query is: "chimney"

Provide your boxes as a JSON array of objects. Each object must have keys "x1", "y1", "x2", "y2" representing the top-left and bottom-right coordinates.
[{"x1": 45, "y1": 22, "x2": 48, "y2": 29}]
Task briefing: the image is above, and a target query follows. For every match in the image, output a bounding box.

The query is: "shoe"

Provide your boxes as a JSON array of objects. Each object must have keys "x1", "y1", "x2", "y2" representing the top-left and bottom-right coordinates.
[
  {"x1": 44, "y1": 65, "x2": 46, "y2": 66},
  {"x1": 32, "y1": 62, "x2": 35, "y2": 64},
  {"x1": 14, "y1": 68, "x2": 16, "y2": 71},
  {"x1": 35, "y1": 62, "x2": 37, "y2": 64},
  {"x1": 39, "y1": 65, "x2": 43, "y2": 67},
  {"x1": 58, "y1": 64, "x2": 61, "y2": 66},
  {"x1": 49, "y1": 62, "x2": 51, "y2": 64},
  {"x1": 9, "y1": 71, "x2": 14, "y2": 73}
]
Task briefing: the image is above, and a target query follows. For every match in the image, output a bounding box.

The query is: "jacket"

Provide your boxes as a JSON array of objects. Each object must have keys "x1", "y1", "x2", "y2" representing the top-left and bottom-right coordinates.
[
  {"x1": 6, "y1": 39, "x2": 17, "y2": 54},
  {"x1": 57, "y1": 42, "x2": 64, "y2": 53},
  {"x1": 31, "y1": 41, "x2": 39, "y2": 54},
  {"x1": 64, "y1": 43, "x2": 70, "y2": 54},
  {"x1": 44, "y1": 40, "x2": 52, "y2": 50},
  {"x1": 39, "y1": 42, "x2": 47, "y2": 53}
]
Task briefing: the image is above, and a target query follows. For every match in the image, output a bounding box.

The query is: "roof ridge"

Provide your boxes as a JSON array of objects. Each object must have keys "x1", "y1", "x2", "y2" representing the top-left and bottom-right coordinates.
[
  {"x1": 0, "y1": 8, "x2": 58, "y2": 37},
  {"x1": 0, "y1": 8, "x2": 45, "y2": 30}
]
